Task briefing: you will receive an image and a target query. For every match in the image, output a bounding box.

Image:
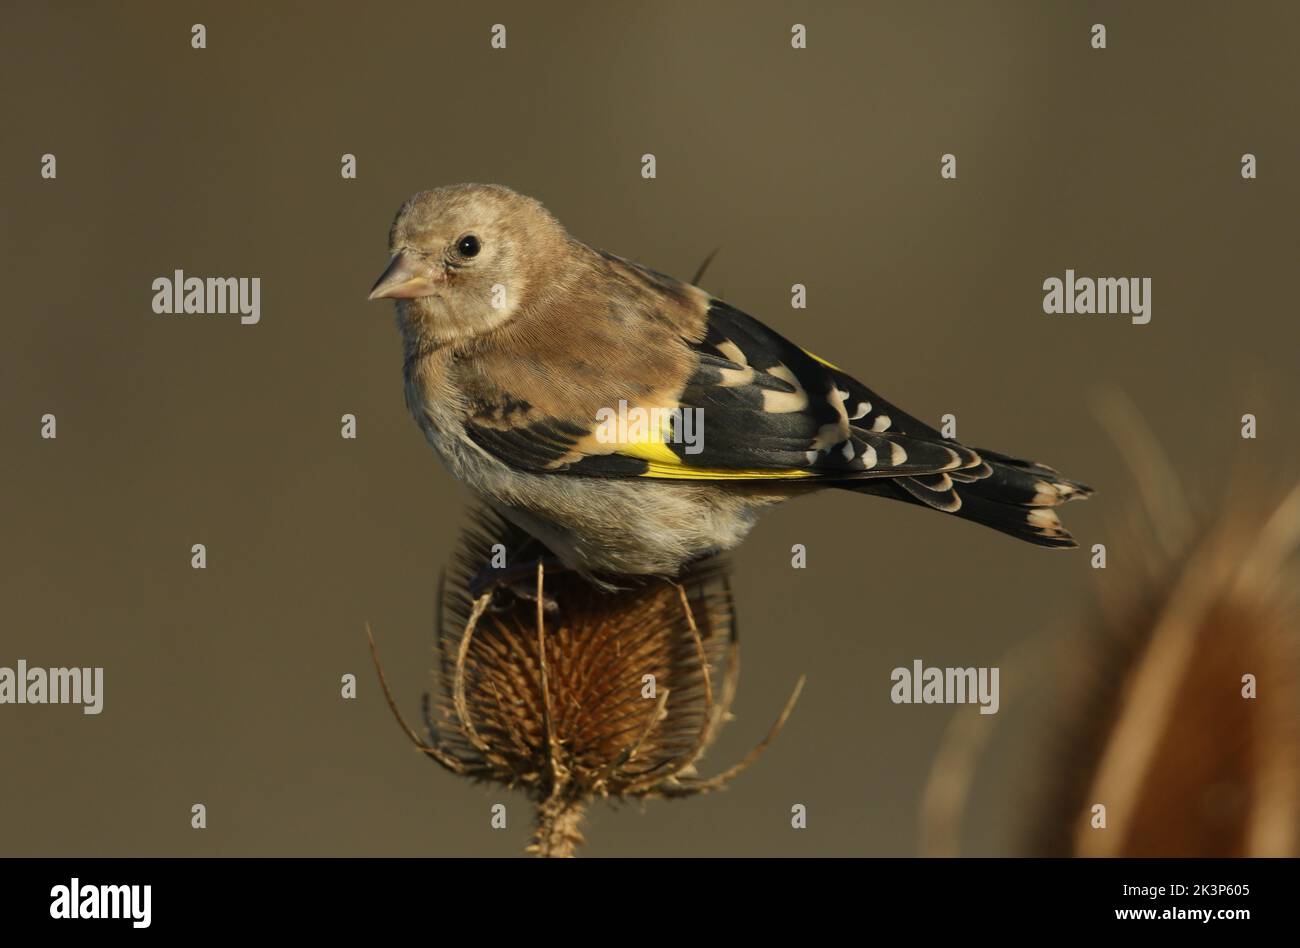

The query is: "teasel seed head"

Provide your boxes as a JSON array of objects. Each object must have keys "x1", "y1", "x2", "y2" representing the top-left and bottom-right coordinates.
[{"x1": 368, "y1": 508, "x2": 805, "y2": 857}]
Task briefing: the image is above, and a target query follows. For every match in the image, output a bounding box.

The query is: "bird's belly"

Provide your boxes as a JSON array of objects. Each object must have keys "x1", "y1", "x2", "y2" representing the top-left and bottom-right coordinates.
[
  {"x1": 409, "y1": 398, "x2": 789, "y2": 574},
  {"x1": 443, "y1": 442, "x2": 777, "y2": 574},
  {"x1": 485, "y1": 476, "x2": 772, "y2": 576}
]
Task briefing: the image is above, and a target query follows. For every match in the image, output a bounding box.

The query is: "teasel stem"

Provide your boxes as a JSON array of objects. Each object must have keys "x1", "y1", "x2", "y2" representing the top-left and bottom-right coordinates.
[{"x1": 530, "y1": 786, "x2": 587, "y2": 858}]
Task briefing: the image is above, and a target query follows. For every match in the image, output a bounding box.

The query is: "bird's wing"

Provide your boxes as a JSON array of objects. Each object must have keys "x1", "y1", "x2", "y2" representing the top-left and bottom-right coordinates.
[
  {"x1": 461, "y1": 268, "x2": 985, "y2": 484},
  {"x1": 638, "y1": 298, "x2": 985, "y2": 481}
]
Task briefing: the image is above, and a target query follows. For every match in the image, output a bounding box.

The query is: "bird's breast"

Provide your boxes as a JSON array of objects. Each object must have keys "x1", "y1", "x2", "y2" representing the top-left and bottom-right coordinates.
[{"x1": 401, "y1": 348, "x2": 468, "y2": 453}]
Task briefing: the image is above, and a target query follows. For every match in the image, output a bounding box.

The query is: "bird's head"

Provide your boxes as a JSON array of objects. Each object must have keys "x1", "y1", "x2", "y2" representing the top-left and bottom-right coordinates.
[{"x1": 369, "y1": 183, "x2": 568, "y2": 347}]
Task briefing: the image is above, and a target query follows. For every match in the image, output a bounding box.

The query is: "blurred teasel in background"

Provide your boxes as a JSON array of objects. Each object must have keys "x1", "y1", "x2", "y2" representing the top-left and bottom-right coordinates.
[{"x1": 924, "y1": 392, "x2": 1300, "y2": 857}]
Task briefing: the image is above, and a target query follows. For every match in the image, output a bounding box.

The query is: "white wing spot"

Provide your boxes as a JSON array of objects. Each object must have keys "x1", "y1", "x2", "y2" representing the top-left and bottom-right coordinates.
[
  {"x1": 1028, "y1": 509, "x2": 1062, "y2": 530},
  {"x1": 871, "y1": 414, "x2": 891, "y2": 432},
  {"x1": 718, "y1": 365, "x2": 756, "y2": 387},
  {"x1": 761, "y1": 364, "x2": 809, "y2": 413},
  {"x1": 1032, "y1": 480, "x2": 1060, "y2": 506},
  {"x1": 714, "y1": 339, "x2": 755, "y2": 387},
  {"x1": 716, "y1": 340, "x2": 748, "y2": 365}
]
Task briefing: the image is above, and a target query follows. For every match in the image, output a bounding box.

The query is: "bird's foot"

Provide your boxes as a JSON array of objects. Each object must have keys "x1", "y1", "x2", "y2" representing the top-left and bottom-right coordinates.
[{"x1": 468, "y1": 557, "x2": 567, "y2": 614}]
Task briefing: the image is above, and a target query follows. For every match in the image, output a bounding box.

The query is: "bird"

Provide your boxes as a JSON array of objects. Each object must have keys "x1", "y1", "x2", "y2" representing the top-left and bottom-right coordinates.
[{"x1": 368, "y1": 183, "x2": 1092, "y2": 580}]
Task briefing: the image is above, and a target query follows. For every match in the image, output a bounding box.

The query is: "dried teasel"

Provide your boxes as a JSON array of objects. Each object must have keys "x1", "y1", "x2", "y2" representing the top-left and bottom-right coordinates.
[
  {"x1": 1026, "y1": 396, "x2": 1300, "y2": 856},
  {"x1": 368, "y1": 508, "x2": 805, "y2": 857},
  {"x1": 921, "y1": 392, "x2": 1300, "y2": 857}
]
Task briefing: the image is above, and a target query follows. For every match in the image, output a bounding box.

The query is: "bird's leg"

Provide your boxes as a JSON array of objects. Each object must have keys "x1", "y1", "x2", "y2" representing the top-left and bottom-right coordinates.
[{"x1": 468, "y1": 554, "x2": 568, "y2": 614}]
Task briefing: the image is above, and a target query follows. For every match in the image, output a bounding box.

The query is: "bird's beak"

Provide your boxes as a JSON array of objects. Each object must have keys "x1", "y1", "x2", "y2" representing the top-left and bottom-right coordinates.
[{"x1": 367, "y1": 252, "x2": 441, "y2": 300}]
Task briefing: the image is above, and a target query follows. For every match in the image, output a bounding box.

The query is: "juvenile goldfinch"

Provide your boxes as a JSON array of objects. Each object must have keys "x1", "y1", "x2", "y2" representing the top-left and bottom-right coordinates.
[{"x1": 369, "y1": 184, "x2": 1092, "y2": 578}]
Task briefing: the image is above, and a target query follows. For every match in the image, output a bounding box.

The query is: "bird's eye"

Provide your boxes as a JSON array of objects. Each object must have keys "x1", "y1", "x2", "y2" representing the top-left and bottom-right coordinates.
[{"x1": 457, "y1": 235, "x2": 481, "y2": 258}]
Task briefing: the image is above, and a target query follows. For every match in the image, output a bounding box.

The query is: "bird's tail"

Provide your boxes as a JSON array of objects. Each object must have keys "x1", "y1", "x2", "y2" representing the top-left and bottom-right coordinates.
[{"x1": 840, "y1": 448, "x2": 1094, "y2": 548}]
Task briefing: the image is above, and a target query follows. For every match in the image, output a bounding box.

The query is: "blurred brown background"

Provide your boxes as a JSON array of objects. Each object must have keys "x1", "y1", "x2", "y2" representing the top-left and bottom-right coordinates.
[{"x1": 1, "y1": 0, "x2": 1296, "y2": 856}]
